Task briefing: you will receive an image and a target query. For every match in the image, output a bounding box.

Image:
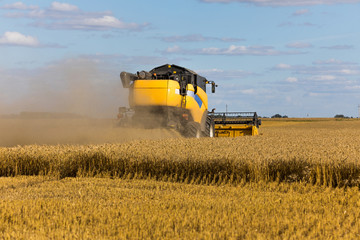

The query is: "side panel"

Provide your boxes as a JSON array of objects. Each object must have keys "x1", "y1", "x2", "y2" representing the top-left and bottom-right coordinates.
[
  {"x1": 129, "y1": 79, "x2": 208, "y2": 128},
  {"x1": 184, "y1": 85, "x2": 208, "y2": 125},
  {"x1": 130, "y1": 80, "x2": 182, "y2": 108}
]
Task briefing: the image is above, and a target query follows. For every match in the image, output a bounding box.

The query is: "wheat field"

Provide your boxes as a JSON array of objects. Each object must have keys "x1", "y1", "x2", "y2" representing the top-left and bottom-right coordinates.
[
  {"x1": 1, "y1": 118, "x2": 360, "y2": 239},
  {"x1": 1, "y1": 119, "x2": 360, "y2": 187},
  {"x1": 2, "y1": 177, "x2": 360, "y2": 239}
]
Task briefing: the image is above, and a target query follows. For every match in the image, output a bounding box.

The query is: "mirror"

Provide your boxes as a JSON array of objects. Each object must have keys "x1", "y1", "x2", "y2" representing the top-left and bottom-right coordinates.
[{"x1": 212, "y1": 82, "x2": 216, "y2": 93}]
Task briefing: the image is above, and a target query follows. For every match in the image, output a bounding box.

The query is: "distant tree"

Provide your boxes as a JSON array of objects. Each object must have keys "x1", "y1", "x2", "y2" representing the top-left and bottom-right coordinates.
[
  {"x1": 282, "y1": 115, "x2": 288, "y2": 118},
  {"x1": 334, "y1": 114, "x2": 345, "y2": 118},
  {"x1": 271, "y1": 114, "x2": 282, "y2": 118}
]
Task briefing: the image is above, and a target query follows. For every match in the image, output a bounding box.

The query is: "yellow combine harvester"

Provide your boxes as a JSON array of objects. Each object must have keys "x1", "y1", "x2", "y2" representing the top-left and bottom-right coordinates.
[
  {"x1": 119, "y1": 64, "x2": 260, "y2": 137},
  {"x1": 208, "y1": 112, "x2": 261, "y2": 137},
  {"x1": 120, "y1": 64, "x2": 217, "y2": 137}
]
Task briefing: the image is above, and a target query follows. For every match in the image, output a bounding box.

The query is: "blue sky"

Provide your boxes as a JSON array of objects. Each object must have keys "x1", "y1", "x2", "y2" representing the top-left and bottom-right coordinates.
[{"x1": 0, "y1": 0, "x2": 359, "y2": 118}]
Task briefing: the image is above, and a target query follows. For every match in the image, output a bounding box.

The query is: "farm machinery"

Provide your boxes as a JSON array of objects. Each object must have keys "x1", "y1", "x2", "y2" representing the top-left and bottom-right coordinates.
[
  {"x1": 119, "y1": 64, "x2": 260, "y2": 137},
  {"x1": 208, "y1": 112, "x2": 261, "y2": 137}
]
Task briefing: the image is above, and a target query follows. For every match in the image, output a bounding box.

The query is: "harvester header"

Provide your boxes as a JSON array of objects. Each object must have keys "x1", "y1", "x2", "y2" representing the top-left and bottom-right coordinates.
[{"x1": 208, "y1": 112, "x2": 261, "y2": 137}]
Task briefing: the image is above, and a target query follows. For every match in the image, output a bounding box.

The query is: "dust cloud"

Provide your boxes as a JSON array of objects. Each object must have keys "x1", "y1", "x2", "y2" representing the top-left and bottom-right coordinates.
[
  {"x1": 0, "y1": 118, "x2": 182, "y2": 147},
  {"x1": 1, "y1": 58, "x2": 127, "y2": 118},
  {"x1": 0, "y1": 58, "x2": 181, "y2": 147}
]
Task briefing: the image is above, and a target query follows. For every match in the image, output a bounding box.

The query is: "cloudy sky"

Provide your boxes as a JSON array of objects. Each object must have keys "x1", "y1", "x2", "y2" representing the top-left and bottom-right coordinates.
[{"x1": 0, "y1": 0, "x2": 359, "y2": 117}]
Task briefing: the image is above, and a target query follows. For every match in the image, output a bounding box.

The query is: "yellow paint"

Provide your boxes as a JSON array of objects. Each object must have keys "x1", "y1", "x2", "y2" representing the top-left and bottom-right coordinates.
[
  {"x1": 184, "y1": 84, "x2": 208, "y2": 123},
  {"x1": 129, "y1": 79, "x2": 208, "y2": 125}
]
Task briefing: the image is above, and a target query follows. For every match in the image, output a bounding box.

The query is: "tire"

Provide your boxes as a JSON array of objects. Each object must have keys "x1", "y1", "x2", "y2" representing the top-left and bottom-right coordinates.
[
  {"x1": 184, "y1": 122, "x2": 201, "y2": 138},
  {"x1": 204, "y1": 116, "x2": 215, "y2": 137}
]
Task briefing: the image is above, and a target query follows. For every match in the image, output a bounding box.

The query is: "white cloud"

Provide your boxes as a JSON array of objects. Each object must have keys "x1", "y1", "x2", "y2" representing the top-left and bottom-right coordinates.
[
  {"x1": 205, "y1": 45, "x2": 303, "y2": 55},
  {"x1": 286, "y1": 77, "x2": 298, "y2": 83},
  {"x1": 339, "y1": 69, "x2": 358, "y2": 75},
  {"x1": 275, "y1": 63, "x2": 292, "y2": 69},
  {"x1": 286, "y1": 42, "x2": 312, "y2": 48},
  {"x1": 162, "y1": 34, "x2": 206, "y2": 42},
  {"x1": 292, "y1": 9, "x2": 310, "y2": 16},
  {"x1": 1, "y1": 2, "x2": 38, "y2": 10},
  {"x1": 166, "y1": 45, "x2": 182, "y2": 53},
  {"x1": 275, "y1": 59, "x2": 360, "y2": 79},
  {"x1": 197, "y1": 68, "x2": 224, "y2": 73},
  {"x1": 50, "y1": 2, "x2": 78, "y2": 12},
  {"x1": 226, "y1": 45, "x2": 247, "y2": 53},
  {"x1": 241, "y1": 89, "x2": 255, "y2": 94},
  {"x1": 313, "y1": 58, "x2": 344, "y2": 65},
  {"x1": 200, "y1": 0, "x2": 360, "y2": 6},
  {"x1": 2, "y1": 2, "x2": 148, "y2": 31},
  {"x1": 0, "y1": 31, "x2": 39, "y2": 47},
  {"x1": 272, "y1": 59, "x2": 360, "y2": 102},
  {"x1": 345, "y1": 85, "x2": 360, "y2": 90},
  {"x1": 160, "y1": 34, "x2": 245, "y2": 43},
  {"x1": 278, "y1": 21, "x2": 317, "y2": 27},
  {"x1": 226, "y1": 87, "x2": 258, "y2": 95},
  {"x1": 308, "y1": 92, "x2": 331, "y2": 97},
  {"x1": 221, "y1": 37, "x2": 246, "y2": 42},
  {"x1": 310, "y1": 75, "x2": 337, "y2": 81},
  {"x1": 46, "y1": 15, "x2": 144, "y2": 30},
  {"x1": 321, "y1": 45, "x2": 354, "y2": 50},
  {"x1": 165, "y1": 45, "x2": 302, "y2": 56},
  {"x1": 196, "y1": 68, "x2": 254, "y2": 80},
  {"x1": 86, "y1": 16, "x2": 141, "y2": 29},
  {"x1": 34, "y1": 15, "x2": 149, "y2": 31}
]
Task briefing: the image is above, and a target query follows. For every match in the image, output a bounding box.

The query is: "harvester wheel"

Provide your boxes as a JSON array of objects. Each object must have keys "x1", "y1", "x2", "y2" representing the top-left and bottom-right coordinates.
[
  {"x1": 184, "y1": 122, "x2": 201, "y2": 138},
  {"x1": 204, "y1": 116, "x2": 215, "y2": 137}
]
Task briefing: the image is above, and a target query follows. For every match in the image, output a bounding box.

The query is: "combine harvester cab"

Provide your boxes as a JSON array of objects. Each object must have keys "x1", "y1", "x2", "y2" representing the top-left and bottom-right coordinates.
[{"x1": 208, "y1": 112, "x2": 261, "y2": 137}]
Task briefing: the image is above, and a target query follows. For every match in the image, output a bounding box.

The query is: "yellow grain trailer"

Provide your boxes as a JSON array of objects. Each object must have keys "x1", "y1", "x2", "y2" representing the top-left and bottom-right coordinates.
[{"x1": 209, "y1": 112, "x2": 261, "y2": 137}]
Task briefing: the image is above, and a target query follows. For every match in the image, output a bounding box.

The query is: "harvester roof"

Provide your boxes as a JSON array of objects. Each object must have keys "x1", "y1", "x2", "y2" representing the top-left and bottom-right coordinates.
[
  {"x1": 150, "y1": 64, "x2": 199, "y2": 77},
  {"x1": 150, "y1": 64, "x2": 208, "y2": 92}
]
